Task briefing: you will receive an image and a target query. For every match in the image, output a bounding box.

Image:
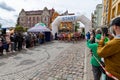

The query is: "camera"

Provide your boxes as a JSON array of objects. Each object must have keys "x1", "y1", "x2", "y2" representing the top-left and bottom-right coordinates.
[{"x1": 101, "y1": 27, "x2": 108, "y2": 36}]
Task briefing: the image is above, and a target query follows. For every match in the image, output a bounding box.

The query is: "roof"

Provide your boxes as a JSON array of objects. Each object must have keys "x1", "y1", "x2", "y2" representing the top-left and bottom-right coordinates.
[
  {"x1": 26, "y1": 10, "x2": 43, "y2": 15},
  {"x1": 25, "y1": 9, "x2": 54, "y2": 15}
]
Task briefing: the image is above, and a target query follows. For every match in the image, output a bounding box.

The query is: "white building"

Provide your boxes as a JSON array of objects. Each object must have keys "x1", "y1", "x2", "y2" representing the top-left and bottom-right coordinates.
[{"x1": 92, "y1": 4, "x2": 103, "y2": 28}]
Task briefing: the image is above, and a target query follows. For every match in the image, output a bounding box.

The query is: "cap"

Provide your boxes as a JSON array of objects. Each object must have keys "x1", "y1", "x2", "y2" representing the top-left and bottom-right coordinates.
[{"x1": 111, "y1": 17, "x2": 120, "y2": 27}]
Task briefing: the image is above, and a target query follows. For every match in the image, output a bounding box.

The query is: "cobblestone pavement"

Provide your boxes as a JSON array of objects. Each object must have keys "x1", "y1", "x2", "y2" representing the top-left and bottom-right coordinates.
[
  {"x1": 32, "y1": 41, "x2": 85, "y2": 80},
  {"x1": 0, "y1": 40, "x2": 86, "y2": 80},
  {"x1": 84, "y1": 47, "x2": 93, "y2": 80}
]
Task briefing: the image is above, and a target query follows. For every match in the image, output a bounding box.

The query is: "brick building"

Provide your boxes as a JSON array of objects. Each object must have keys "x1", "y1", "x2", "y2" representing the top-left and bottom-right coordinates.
[{"x1": 17, "y1": 7, "x2": 55, "y2": 28}]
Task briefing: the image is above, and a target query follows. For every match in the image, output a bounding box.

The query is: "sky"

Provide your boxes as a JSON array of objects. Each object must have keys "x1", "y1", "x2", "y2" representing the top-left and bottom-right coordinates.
[{"x1": 0, "y1": 0, "x2": 102, "y2": 28}]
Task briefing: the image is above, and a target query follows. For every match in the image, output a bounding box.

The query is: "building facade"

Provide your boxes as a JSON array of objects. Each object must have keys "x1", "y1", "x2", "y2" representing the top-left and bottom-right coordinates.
[
  {"x1": 111, "y1": 0, "x2": 120, "y2": 20},
  {"x1": 102, "y1": 0, "x2": 112, "y2": 26},
  {"x1": 92, "y1": 4, "x2": 103, "y2": 28},
  {"x1": 102, "y1": 0, "x2": 120, "y2": 26},
  {"x1": 17, "y1": 7, "x2": 55, "y2": 28}
]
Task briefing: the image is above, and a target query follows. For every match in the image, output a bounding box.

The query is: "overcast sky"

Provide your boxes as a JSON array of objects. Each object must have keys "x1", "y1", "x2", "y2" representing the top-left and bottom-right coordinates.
[{"x1": 0, "y1": 0, "x2": 102, "y2": 28}]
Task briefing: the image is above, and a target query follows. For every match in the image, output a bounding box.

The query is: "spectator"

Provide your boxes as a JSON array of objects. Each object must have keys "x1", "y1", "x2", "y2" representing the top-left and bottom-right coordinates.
[
  {"x1": 97, "y1": 17, "x2": 120, "y2": 80},
  {"x1": 22, "y1": 34, "x2": 26, "y2": 49},
  {"x1": 5, "y1": 34, "x2": 10, "y2": 52},
  {"x1": 86, "y1": 34, "x2": 102, "y2": 80},
  {"x1": 0, "y1": 35, "x2": 3, "y2": 56},
  {"x1": 96, "y1": 28, "x2": 102, "y2": 34},
  {"x1": 55, "y1": 32, "x2": 58, "y2": 40},
  {"x1": 25, "y1": 33, "x2": 31, "y2": 48},
  {"x1": 14, "y1": 33, "x2": 18, "y2": 51},
  {"x1": 91, "y1": 29, "x2": 96, "y2": 43},
  {"x1": 39, "y1": 33, "x2": 42, "y2": 44},
  {"x1": 33, "y1": 34, "x2": 37, "y2": 46},
  {"x1": 86, "y1": 31, "x2": 90, "y2": 40},
  {"x1": 18, "y1": 33, "x2": 23, "y2": 51},
  {"x1": 2, "y1": 35, "x2": 9, "y2": 53},
  {"x1": 10, "y1": 33, "x2": 15, "y2": 52}
]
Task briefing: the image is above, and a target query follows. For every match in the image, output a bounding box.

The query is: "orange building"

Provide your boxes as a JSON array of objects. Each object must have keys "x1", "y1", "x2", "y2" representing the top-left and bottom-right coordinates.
[
  {"x1": 102, "y1": 0, "x2": 120, "y2": 26},
  {"x1": 111, "y1": 0, "x2": 120, "y2": 20},
  {"x1": 50, "y1": 11, "x2": 59, "y2": 30}
]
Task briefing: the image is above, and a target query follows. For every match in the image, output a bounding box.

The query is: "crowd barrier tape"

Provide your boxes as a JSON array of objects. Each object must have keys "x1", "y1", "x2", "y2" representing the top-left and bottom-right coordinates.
[{"x1": 93, "y1": 55, "x2": 119, "y2": 80}]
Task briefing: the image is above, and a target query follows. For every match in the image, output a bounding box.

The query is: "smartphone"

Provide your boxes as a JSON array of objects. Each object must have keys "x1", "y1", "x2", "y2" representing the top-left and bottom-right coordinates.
[{"x1": 102, "y1": 27, "x2": 108, "y2": 36}]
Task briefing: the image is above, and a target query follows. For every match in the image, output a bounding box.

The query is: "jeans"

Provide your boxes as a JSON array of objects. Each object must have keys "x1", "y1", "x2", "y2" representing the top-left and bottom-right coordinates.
[
  {"x1": 38, "y1": 39, "x2": 41, "y2": 44},
  {"x1": 11, "y1": 42, "x2": 14, "y2": 51},
  {"x1": 14, "y1": 42, "x2": 17, "y2": 51},
  {"x1": 92, "y1": 65, "x2": 102, "y2": 80}
]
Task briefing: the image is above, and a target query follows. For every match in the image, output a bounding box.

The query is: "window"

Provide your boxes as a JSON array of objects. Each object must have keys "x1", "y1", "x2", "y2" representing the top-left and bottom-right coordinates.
[
  {"x1": 44, "y1": 17, "x2": 47, "y2": 21},
  {"x1": 112, "y1": 7, "x2": 116, "y2": 18},
  {"x1": 117, "y1": 3, "x2": 120, "y2": 15},
  {"x1": 29, "y1": 17, "x2": 31, "y2": 21},
  {"x1": 43, "y1": 16, "x2": 48, "y2": 22},
  {"x1": 33, "y1": 17, "x2": 35, "y2": 21},
  {"x1": 21, "y1": 18, "x2": 23, "y2": 21},
  {"x1": 112, "y1": 0, "x2": 115, "y2": 3},
  {"x1": 37, "y1": 17, "x2": 39, "y2": 22}
]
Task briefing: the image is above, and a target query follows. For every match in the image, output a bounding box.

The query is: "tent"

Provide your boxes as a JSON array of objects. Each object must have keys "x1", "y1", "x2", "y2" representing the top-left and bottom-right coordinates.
[
  {"x1": 27, "y1": 23, "x2": 50, "y2": 32},
  {"x1": 27, "y1": 22, "x2": 51, "y2": 42}
]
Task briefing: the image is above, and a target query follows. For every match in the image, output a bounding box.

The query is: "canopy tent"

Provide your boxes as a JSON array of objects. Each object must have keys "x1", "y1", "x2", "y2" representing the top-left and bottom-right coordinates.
[
  {"x1": 27, "y1": 23, "x2": 50, "y2": 32},
  {"x1": 28, "y1": 23, "x2": 51, "y2": 42}
]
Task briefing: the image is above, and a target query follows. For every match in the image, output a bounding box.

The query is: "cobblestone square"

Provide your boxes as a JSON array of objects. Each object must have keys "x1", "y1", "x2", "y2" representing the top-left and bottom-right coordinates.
[{"x1": 0, "y1": 40, "x2": 91, "y2": 80}]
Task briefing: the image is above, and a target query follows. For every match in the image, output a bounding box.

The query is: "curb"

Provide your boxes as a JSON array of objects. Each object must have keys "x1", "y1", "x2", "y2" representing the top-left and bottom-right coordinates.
[{"x1": 83, "y1": 46, "x2": 87, "y2": 80}]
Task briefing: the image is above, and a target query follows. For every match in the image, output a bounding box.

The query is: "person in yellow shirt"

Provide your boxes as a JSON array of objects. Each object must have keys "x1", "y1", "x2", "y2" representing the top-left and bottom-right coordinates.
[{"x1": 97, "y1": 17, "x2": 120, "y2": 80}]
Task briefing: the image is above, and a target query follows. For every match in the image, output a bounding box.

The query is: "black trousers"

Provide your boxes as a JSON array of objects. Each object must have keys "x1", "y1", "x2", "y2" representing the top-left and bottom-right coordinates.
[
  {"x1": 92, "y1": 65, "x2": 102, "y2": 80},
  {"x1": 26, "y1": 41, "x2": 30, "y2": 48},
  {"x1": 18, "y1": 41, "x2": 22, "y2": 51},
  {"x1": 0, "y1": 46, "x2": 3, "y2": 55}
]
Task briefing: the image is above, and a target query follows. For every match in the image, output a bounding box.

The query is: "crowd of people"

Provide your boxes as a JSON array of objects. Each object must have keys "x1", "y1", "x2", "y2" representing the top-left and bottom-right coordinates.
[
  {"x1": 86, "y1": 17, "x2": 120, "y2": 80},
  {"x1": 0, "y1": 32, "x2": 51, "y2": 56},
  {"x1": 55, "y1": 32, "x2": 85, "y2": 42}
]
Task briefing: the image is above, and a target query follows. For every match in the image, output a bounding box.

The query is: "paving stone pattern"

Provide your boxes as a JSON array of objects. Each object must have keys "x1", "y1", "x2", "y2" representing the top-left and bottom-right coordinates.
[
  {"x1": 0, "y1": 41, "x2": 86, "y2": 80},
  {"x1": 32, "y1": 41, "x2": 85, "y2": 80}
]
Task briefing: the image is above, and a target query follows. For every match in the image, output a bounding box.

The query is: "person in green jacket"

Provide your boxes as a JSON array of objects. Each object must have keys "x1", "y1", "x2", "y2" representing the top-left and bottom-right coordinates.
[{"x1": 86, "y1": 34, "x2": 102, "y2": 80}]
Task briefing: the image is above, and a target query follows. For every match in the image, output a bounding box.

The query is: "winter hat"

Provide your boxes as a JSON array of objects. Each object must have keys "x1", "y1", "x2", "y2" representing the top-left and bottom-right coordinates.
[
  {"x1": 95, "y1": 34, "x2": 101, "y2": 42},
  {"x1": 95, "y1": 34, "x2": 101, "y2": 40}
]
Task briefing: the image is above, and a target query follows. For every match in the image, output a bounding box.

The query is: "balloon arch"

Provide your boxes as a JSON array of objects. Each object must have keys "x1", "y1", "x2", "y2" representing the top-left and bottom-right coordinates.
[{"x1": 51, "y1": 15, "x2": 92, "y2": 38}]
